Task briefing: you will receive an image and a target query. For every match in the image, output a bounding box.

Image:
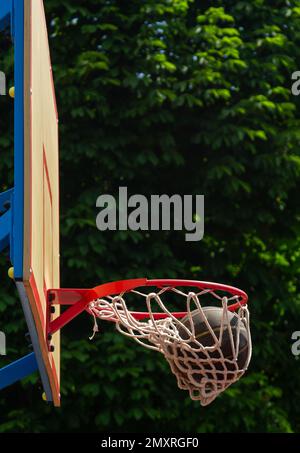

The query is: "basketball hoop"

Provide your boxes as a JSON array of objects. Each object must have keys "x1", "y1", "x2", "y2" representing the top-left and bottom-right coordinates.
[
  {"x1": 47, "y1": 279, "x2": 251, "y2": 406},
  {"x1": 84, "y1": 279, "x2": 252, "y2": 406}
]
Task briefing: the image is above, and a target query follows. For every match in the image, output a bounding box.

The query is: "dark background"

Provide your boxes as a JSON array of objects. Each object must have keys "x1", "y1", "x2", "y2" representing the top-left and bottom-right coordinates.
[{"x1": 1, "y1": 0, "x2": 300, "y2": 433}]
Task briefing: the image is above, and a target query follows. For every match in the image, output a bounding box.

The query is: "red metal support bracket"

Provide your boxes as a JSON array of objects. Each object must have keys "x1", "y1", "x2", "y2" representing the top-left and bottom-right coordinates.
[{"x1": 46, "y1": 279, "x2": 148, "y2": 339}]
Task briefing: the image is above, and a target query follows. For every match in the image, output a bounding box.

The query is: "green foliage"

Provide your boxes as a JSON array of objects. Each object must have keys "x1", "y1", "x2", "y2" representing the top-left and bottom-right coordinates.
[{"x1": 1, "y1": 0, "x2": 300, "y2": 433}]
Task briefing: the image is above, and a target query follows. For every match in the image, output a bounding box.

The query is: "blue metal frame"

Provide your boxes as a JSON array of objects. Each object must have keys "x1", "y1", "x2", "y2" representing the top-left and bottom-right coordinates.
[
  {"x1": 0, "y1": 1, "x2": 38, "y2": 392},
  {"x1": 0, "y1": 1, "x2": 24, "y2": 276},
  {"x1": 0, "y1": 0, "x2": 24, "y2": 278},
  {"x1": 0, "y1": 188, "x2": 14, "y2": 256},
  {"x1": 13, "y1": 0, "x2": 24, "y2": 280},
  {"x1": 0, "y1": 353, "x2": 38, "y2": 390}
]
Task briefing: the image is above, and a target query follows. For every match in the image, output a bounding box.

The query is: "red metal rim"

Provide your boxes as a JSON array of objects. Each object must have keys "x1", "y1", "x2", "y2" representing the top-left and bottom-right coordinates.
[
  {"x1": 90, "y1": 278, "x2": 248, "y2": 315},
  {"x1": 48, "y1": 278, "x2": 249, "y2": 335}
]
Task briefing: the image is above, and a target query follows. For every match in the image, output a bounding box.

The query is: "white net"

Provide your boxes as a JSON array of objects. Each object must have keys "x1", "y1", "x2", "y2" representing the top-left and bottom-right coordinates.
[{"x1": 88, "y1": 285, "x2": 251, "y2": 406}]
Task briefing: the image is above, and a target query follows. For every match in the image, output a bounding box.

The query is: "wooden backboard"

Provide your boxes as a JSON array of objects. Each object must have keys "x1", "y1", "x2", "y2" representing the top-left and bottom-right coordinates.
[{"x1": 14, "y1": 0, "x2": 60, "y2": 405}]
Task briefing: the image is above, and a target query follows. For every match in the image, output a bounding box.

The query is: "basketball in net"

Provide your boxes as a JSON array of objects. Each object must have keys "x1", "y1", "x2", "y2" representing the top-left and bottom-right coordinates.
[
  {"x1": 87, "y1": 278, "x2": 251, "y2": 406},
  {"x1": 164, "y1": 305, "x2": 251, "y2": 405}
]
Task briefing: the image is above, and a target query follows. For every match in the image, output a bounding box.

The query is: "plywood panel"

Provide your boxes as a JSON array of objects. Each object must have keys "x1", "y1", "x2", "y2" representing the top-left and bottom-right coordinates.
[{"x1": 23, "y1": 0, "x2": 60, "y2": 405}]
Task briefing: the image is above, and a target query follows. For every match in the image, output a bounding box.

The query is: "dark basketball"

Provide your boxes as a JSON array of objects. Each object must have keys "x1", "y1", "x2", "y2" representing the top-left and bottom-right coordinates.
[{"x1": 170, "y1": 307, "x2": 250, "y2": 383}]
